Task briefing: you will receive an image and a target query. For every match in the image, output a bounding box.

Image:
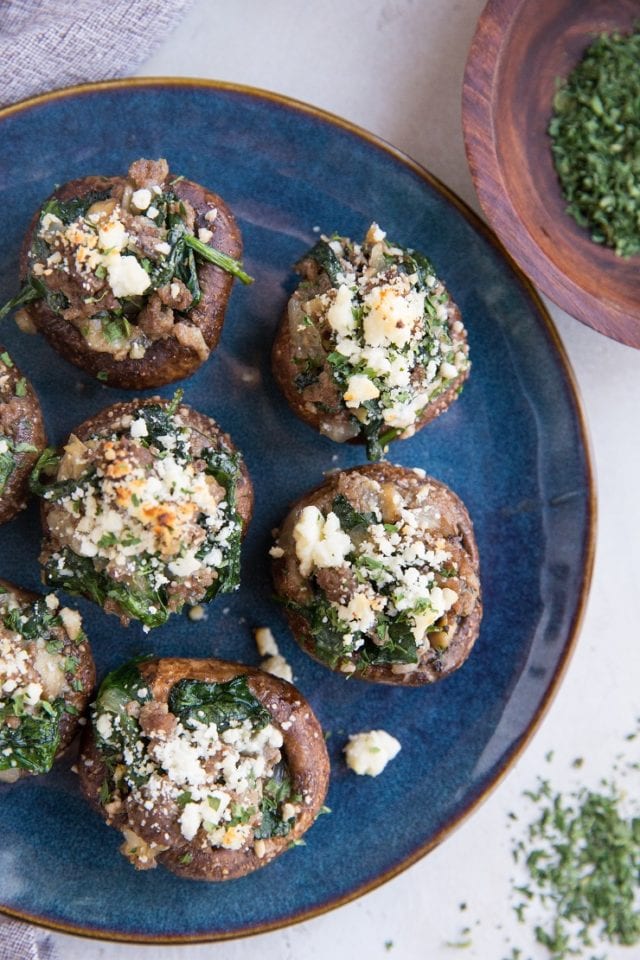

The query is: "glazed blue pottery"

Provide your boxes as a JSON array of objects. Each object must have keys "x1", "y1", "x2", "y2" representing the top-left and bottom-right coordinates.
[{"x1": 0, "y1": 80, "x2": 594, "y2": 942}]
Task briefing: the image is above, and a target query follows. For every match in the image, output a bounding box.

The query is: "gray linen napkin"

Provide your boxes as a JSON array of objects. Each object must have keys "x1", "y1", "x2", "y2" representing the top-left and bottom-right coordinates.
[
  {"x1": 0, "y1": 0, "x2": 195, "y2": 108},
  {"x1": 0, "y1": 917, "x2": 57, "y2": 959},
  {"x1": 0, "y1": 2, "x2": 197, "y2": 955}
]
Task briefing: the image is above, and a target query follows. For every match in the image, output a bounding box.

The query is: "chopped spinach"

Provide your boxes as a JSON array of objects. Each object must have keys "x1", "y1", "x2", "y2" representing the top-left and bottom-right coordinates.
[
  {"x1": 168, "y1": 675, "x2": 270, "y2": 733},
  {"x1": 286, "y1": 594, "x2": 418, "y2": 669},
  {"x1": 198, "y1": 444, "x2": 243, "y2": 597},
  {"x1": 294, "y1": 358, "x2": 322, "y2": 391},
  {"x1": 136, "y1": 391, "x2": 187, "y2": 458},
  {"x1": 29, "y1": 446, "x2": 93, "y2": 501},
  {"x1": 93, "y1": 657, "x2": 153, "y2": 788},
  {"x1": 43, "y1": 548, "x2": 169, "y2": 629},
  {"x1": 302, "y1": 239, "x2": 344, "y2": 286},
  {"x1": 331, "y1": 493, "x2": 376, "y2": 530},
  {"x1": 255, "y1": 767, "x2": 295, "y2": 840},
  {"x1": 0, "y1": 276, "x2": 47, "y2": 322},
  {"x1": 284, "y1": 596, "x2": 351, "y2": 669},
  {"x1": 0, "y1": 700, "x2": 64, "y2": 774},
  {"x1": 359, "y1": 615, "x2": 418, "y2": 666},
  {"x1": 40, "y1": 191, "x2": 111, "y2": 226},
  {"x1": 1, "y1": 595, "x2": 63, "y2": 643},
  {"x1": 95, "y1": 657, "x2": 152, "y2": 722},
  {"x1": 398, "y1": 247, "x2": 437, "y2": 289},
  {"x1": 184, "y1": 234, "x2": 253, "y2": 286},
  {"x1": 100, "y1": 313, "x2": 132, "y2": 343},
  {"x1": 144, "y1": 198, "x2": 252, "y2": 293},
  {"x1": 0, "y1": 441, "x2": 15, "y2": 494}
]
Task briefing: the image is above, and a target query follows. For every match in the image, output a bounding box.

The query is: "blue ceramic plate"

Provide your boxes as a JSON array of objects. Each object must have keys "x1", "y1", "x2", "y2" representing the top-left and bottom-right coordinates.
[{"x1": 0, "y1": 80, "x2": 594, "y2": 942}]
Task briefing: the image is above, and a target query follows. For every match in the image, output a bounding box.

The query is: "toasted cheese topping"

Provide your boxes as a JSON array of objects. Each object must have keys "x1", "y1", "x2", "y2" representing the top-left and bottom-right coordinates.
[{"x1": 40, "y1": 400, "x2": 245, "y2": 625}]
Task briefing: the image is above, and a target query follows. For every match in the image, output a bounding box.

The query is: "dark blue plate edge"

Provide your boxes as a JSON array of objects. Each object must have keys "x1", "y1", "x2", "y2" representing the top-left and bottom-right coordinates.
[{"x1": 0, "y1": 76, "x2": 597, "y2": 944}]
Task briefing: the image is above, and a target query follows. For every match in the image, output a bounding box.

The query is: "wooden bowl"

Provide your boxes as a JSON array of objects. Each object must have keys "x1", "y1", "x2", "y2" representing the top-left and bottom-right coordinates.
[{"x1": 462, "y1": 0, "x2": 640, "y2": 348}]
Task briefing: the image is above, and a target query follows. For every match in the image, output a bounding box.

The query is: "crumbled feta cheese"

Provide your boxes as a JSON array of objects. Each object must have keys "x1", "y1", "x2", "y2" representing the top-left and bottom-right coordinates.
[
  {"x1": 130, "y1": 418, "x2": 149, "y2": 439},
  {"x1": 131, "y1": 188, "x2": 152, "y2": 211},
  {"x1": 24, "y1": 682, "x2": 43, "y2": 707},
  {"x1": 293, "y1": 506, "x2": 351, "y2": 577},
  {"x1": 168, "y1": 551, "x2": 202, "y2": 579},
  {"x1": 96, "y1": 713, "x2": 113, "y2": 740},
  {"x1": 344, "y1": 730, "x2": 401, "y2": 776},
  {"x1": 440, "y1": 362, "x2": 458, "y2": 380},
  {"x1": 98, "y1": 219, "x2": 128, "y2": 252},
  {"x1": 343, "y1": 374, "x2": 380, "y2": 408},
  {"x1": 326, "y1": 284, "x2": 355, "y2": 337},
  {"x1": 107, "y1": 255, "x2": 151, "y2": 298},
  {"x1": 198, "y1": 227, "x2": 213, "y2": 243},
  {"x1": 59, "y1": 606, "x2": 83, "y2": 641}
]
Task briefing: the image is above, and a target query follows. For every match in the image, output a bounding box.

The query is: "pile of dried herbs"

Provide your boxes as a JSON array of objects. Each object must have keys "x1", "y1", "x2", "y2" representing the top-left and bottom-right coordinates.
[
  {"x1": 548, "y1": 26, "x2": 640, "y2": 257},
  {"x1": 505, "y1": 738, "x2": 640, "y2": 960}
]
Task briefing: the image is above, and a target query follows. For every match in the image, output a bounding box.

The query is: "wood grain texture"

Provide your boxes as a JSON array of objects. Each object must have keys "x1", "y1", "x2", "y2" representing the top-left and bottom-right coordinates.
[{"x1": 463, "y1": 0, "x2": 640, "y2": 347}]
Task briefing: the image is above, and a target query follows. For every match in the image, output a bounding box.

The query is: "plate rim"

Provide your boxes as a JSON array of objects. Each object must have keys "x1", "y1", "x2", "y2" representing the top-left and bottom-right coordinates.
[
  {"x1": 462, "y1": 0, "x2": 639, "y2": 348},
  {"x1": 0, "y1": 75, "x2": 596, "y2": 944}
]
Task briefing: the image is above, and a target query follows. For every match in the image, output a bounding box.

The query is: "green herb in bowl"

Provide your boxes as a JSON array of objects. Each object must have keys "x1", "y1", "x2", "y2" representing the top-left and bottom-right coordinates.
[{"x1": 549, "y1": 26, "x2": 640, "y2": 258}]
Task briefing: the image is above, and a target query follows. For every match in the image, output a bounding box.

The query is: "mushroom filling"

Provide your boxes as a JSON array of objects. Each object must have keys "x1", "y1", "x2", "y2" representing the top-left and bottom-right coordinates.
[
  {"x1": 276, "y1": 473, "x2": 479, "y2": 674},
  {"x1": 32, "y1": 394, "x2": 245, "y2": 628},
  {"x1": 93, "y1": 661, "x2": 300, "y2": 868},
  {"x1": 0, "y1": 351, "x2": 37, "y2": 494},
  {"x1": 0, "y1": 589, "x2": 86, "y2": 777},
  {"x1": 288, "y1": 223, "x2": 469, "y2": 459},
  {"x1": 0, "y1": 158, "x2": 251, "y2": 360}
]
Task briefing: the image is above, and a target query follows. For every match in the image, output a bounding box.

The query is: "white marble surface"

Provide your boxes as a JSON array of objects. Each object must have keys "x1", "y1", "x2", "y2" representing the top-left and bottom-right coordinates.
[{"x1": 50, "y1": 1, "x2": 640, "y2": 957}]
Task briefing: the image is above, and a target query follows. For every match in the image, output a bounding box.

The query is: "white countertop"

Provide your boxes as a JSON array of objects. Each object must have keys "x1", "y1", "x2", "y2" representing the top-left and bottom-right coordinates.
[{"x1": 51, "y1": 1, "x2": 640, "y2": 957}]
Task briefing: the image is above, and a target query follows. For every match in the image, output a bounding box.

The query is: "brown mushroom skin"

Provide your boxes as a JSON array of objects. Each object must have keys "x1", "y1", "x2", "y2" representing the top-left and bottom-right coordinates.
[
  {"x1": 271, "y1": 265, "x2": 469, "y2": 448},
  {"x1": 19, "y1": 173, "x2": 242, "y2": 389},
  {"x1": 272, "y1": 464, "x2": 482, "y2": 686},
  {"x1": 38, "y1": 397, "x2": 254, "y2": 626},
  {"x1": 0, "y1": 579, "x2": 95, "y2": 781},
  {"x1": 0, "y1": 351, "x2": 45, "y2": 525},
  {"x1": 79, "y1": 657, "x2": 330, "y2": 881}
]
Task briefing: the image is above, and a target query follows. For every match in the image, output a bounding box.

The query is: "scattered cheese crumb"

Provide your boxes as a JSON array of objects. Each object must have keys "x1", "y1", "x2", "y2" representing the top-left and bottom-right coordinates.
[
  {"x1": 188, "y1": 604, "x2": 206, "y2": 622},
  {"x1": 261, "y1": 654, "x2": 293, "y2": 684},
  {"x1": 59, "y1": 606, "x2": 83, "y2": 641},
  {"x1": 254, "y1": 627, "x2": 279, "y2": 658},
  {"x1": 344, "y1": 730, "x2": 401, "y2": 777}
]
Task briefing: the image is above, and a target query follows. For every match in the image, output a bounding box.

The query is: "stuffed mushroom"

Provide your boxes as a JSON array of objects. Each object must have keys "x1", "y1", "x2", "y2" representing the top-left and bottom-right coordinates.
[
  {"x1": 272, "y1": 224, "x2": 470, "y2": 460},
  {"x1": 0, "y1": 580, "x2": 94, "y2": 782},
  {"x1": 0, "y1": 348, "x2": 45, "y2": 524},
  {"x1": 79, "y1": 656, "x2": 330, "y2": 880},
  {"x1": 32, "y1": 393, "x2": 253, "y2": 629},
  {"x1": 1, "y1": 158, "x2": 251, "y2": 388},
  {"x1": 271, "y1": 464, "x2": 481, "y2": 684}
]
